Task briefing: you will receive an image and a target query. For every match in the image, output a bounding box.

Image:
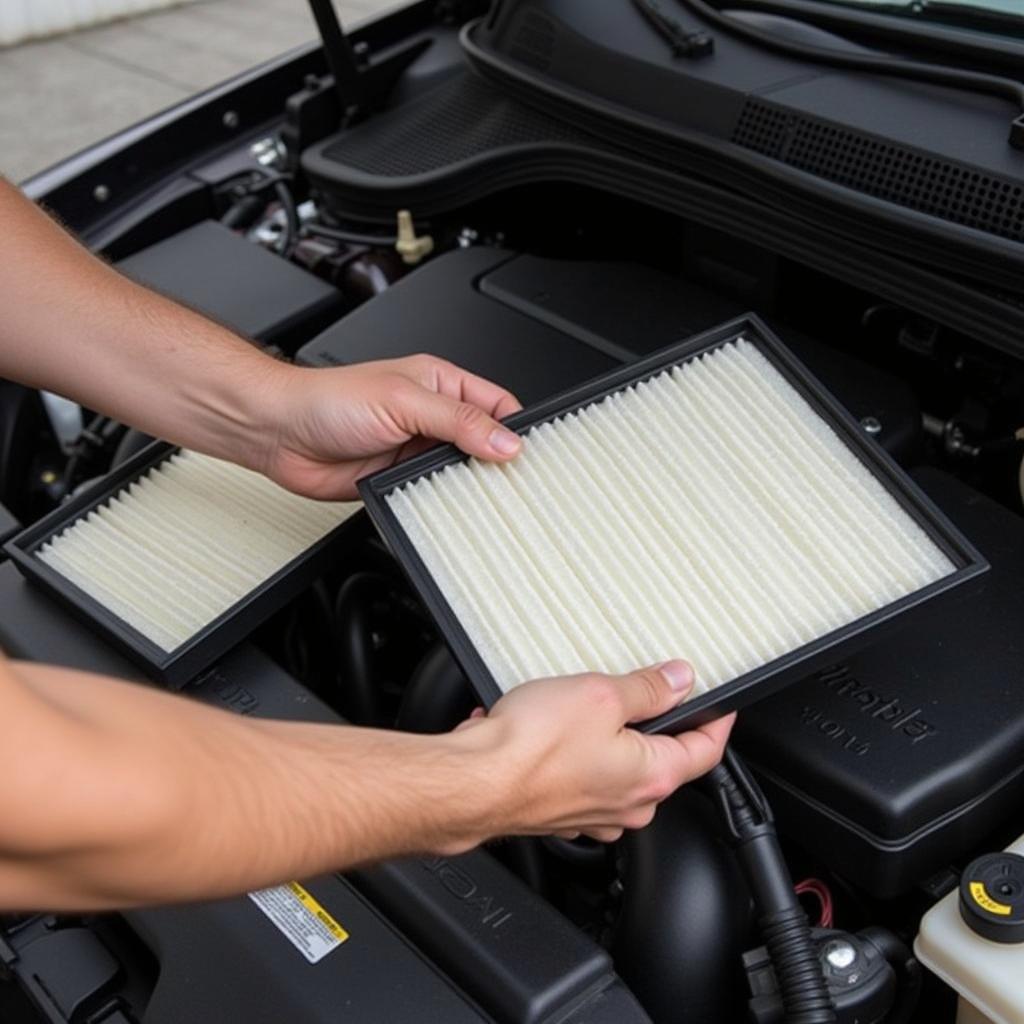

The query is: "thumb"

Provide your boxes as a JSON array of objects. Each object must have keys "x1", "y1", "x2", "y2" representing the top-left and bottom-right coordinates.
[
  {"x1": 400, "y1": 389, "x2": 522, "y2": 462},
  {"x1": 611, "y1": 660, "x2": 695, "y2": 724}
]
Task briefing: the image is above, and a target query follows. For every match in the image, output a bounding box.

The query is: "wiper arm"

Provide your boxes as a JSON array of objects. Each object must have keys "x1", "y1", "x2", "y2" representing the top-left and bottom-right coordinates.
[
  {"x1": 674, "y1": 0, "x2": 1024, "y2": 149},
  {"x1": 631, "y1": 0, "x2": 715, "y2": 56},
  {"x1": 699, "y1": 0, "x2": 1024, "y2": 76},
  {"x1": 839, "y1": 0, "x2": 1024, "y2": 29}
]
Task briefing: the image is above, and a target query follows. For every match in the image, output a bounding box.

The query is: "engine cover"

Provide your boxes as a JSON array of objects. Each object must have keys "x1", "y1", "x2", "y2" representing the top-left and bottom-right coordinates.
[{"x1": 736, "y1": 469, "x2": 1024, "y2": 897}]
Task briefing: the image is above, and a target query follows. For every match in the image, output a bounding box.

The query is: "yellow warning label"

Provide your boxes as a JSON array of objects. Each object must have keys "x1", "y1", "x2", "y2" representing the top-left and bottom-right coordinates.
[
  {"x1": 249, "y1": 881, "x2": 349, "y2": 963},
  {"x1": 287, "y1": 882, "x2": 350, "y2": 943},
  {"x1": 969, "y1": 881, "x2": 1012, "y2": 916}
]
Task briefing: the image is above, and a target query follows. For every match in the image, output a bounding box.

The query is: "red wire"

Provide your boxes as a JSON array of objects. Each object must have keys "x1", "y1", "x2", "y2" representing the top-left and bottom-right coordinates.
[{"x1": 794, "y1": 878, "x2": 834, "y2": 928}]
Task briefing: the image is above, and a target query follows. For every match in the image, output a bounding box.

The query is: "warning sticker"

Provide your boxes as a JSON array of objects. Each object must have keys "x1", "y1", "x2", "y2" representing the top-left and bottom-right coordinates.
[{"x1": 249, "y1": 881, "x2": 350, "y2": 963}]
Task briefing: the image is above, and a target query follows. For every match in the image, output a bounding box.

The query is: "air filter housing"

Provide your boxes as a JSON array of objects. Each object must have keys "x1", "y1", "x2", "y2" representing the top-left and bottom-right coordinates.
[
  {"x1": 361, "y1": 315, "x2": 986, "y2": 733},
  {"x1": 6, "y1": 444, "x2": 363, "y2": 685}
]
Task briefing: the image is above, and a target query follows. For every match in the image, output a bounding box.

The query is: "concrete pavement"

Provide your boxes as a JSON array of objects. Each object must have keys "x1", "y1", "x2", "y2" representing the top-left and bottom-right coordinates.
[{"x1": 0, "y1": 0, "x2": 397, "y2": 183}]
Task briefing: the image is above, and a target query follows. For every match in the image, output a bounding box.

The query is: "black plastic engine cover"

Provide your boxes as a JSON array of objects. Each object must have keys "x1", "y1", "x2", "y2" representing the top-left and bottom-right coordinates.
[
  {"x1": 736, "y1": 468, "x2": 1024, "y2": 897},
  {"x1": 117, "y1": 220, "x2": 342, "y2": 349},
  {"x1": 296, "y1": 246, "x2": 921, "y2": 461}
]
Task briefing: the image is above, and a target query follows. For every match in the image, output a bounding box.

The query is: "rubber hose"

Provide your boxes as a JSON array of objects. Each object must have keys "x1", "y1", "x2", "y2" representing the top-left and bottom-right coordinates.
[
  {"x1": 613, "y1": 788, "x2": 752, "y2": 1024},
  {"x1": 334, "y1": 572, "x2": 389, "y2": 726},
  {"x1": 395, "y1": 644, "x2": 475, "y2": 734},
  {"x1": 859, "y1": 927, "x2": 923, "y2": 1024},
  {"x1": 274, "y1": 180, "x2": 300, "y2": 256},
  {"x1": 759, "y1": 907, "x2": 835, "y2": 1023},
  {"x1": 676, "y1": 0, "x2": 1024, "y2": 114},
  {"x1": 707, "y1": 757, "x2": 836, "y2": 1024}
]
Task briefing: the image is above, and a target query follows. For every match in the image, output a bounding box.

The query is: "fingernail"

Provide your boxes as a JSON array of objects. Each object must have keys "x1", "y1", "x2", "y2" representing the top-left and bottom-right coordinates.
[
  {"x1": 489, "y1": 428, "x2": 521, "y2": 455},
  {"x1": 659, "y1": 660, "x2": 694, "y2": 693}
]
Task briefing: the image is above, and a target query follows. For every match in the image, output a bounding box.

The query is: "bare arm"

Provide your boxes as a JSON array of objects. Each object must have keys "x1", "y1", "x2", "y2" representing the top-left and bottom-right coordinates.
[
  {"x1": 0, "y1": 178, "x2": 523, "y2": 498},
  {"x1": 0, "y1": 653, "x2": 731, "y2": 911},
  {"x1": 0, "y1": 181, "x2": 733, "y2": 910},
  {"x1": 0, "y1": 179, "x2": 284, "y2": 472}
]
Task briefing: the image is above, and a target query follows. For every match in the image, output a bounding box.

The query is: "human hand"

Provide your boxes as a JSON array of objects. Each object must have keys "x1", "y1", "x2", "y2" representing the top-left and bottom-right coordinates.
[
  {"x1": 455, "y1": 661, "x2": 735, "y2": 844},
  {"x1": 259, "y1": 355, "x2": 523, "y2": 499}
]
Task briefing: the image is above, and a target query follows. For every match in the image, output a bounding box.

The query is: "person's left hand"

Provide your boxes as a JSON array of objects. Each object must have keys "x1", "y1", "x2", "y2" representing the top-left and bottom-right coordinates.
[{"x1": 258, "y1": 355, "x2": 523, "y2": 500}]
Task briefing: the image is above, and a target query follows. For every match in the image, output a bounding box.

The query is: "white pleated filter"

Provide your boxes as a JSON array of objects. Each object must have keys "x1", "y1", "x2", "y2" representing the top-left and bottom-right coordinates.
[
  {"x1": 388, "y1": 338, "x2": 955, "y2": 697},
  {"x1": 37, "y1": 450, "x2": 361, "y2": 652}
]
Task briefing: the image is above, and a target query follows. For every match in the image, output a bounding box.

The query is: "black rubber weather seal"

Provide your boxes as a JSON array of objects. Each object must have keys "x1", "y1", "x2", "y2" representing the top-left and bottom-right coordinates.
[{"x1": 461, "y1": 20, "x2": 1024, "y2": 296}]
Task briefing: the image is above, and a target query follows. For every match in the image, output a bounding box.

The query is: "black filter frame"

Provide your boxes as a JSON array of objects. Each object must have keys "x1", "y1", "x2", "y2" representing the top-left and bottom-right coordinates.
[
  {"x1": 359, "y1": 314, "x2": 988, "y2": 734},
  {"x1": 4, "y1": 442, "x2": 366, "y2": 687}
]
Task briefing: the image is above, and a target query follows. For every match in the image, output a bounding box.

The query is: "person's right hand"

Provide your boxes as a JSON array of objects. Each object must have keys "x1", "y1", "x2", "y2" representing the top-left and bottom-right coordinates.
[{"x1": 453, "y1": 661, "x2": 735, "y2": 844}]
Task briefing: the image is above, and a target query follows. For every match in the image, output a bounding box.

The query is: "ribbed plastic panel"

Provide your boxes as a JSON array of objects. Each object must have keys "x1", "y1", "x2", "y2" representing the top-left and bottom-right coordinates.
[
  {"x1": 37, "y1": 451, "x2": 360, "y2": 653},
  {"x1": 387, "y1": 338, "x2": 952, "y2": 695},
  {"x1": 733, "y1": 100, "x2": 1024, "y2": 243},
  {"x1": 320, "y1": 74, "x2": 591, "y2": 177}
]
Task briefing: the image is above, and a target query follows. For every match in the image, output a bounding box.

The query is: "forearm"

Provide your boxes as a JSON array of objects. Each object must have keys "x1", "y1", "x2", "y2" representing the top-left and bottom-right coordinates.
[
  {"x1": 0, "y1": 659, "x2": 500, "y2": 911},
  {"x1": 0, "y1": 179, "x2": 282, "y2": 469}
]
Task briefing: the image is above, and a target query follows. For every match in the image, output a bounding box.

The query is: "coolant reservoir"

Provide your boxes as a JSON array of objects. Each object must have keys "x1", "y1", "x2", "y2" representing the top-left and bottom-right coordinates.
[{"x1": 916, "y1": 834, "x2": 1024, "y2": 1024}]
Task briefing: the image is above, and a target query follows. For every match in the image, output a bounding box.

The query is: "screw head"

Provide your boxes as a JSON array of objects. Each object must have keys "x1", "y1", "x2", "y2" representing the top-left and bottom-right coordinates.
[
  {"x1": 92, "y1": 183, "x2": 110, "y2": 203},
  {"x1": 823, "y1": 940, "x2": 857, "y2": 971},
  {"x1": 860, "y1": 415, "x2": 882, "y2": 436},
  {"x1": 222, "y1": 109, "x2": 240, "y2": 130}
]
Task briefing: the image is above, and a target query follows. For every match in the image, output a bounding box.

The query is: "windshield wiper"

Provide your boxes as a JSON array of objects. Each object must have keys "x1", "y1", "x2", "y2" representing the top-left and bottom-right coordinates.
[
  {"x1": 701, "y1": 0, "x2": 1024, "y2": 75},
  {"x1": 818, "y1": 0, "x2": 1024, "y2": 31},
  {"x1": 632, "y1": 0, "x2": 715, "y2": 56},
  {"x1": 675, "y1": 0, "x2": 1024, "y2": 149}
]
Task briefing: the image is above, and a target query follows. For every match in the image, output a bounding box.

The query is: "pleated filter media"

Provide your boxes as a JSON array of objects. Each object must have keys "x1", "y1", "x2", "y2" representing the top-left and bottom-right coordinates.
[
  {"x1": 35, "y1": 450, "x2": 361, "y2": 654},
  {"x1": 382, "y1": 337, "x2": 957, "y2": 700}
]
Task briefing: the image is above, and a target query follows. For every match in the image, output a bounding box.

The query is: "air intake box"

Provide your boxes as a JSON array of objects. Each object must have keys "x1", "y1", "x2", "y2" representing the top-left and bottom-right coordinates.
[{"x1": 736, "y1": 468, "x2": 1024, "y2": 898}]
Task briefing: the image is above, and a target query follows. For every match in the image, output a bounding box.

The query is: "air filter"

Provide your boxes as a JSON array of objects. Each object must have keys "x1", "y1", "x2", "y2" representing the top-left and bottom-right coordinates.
[
  {"x1": 6, "y1": 443, "x2": 363, "y2": 685},
  {"x1": 360, "y1": 315, "x2": 987, "y2": 733}
]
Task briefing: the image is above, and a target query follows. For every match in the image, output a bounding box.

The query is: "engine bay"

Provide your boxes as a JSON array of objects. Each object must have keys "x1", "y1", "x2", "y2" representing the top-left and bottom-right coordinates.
[{"x1": 3, "y1": 2, "x2": 1024, "y2": 1022}]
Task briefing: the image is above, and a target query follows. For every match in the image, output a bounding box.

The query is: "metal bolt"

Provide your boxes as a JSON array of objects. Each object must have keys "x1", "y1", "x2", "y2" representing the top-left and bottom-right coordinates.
[
  {"x1": 92, "y1": 184, "x2": 110, "y2": 203},
  {"x1": 823, "y1": 940, "x2": 857, "y2": 971},
  {"x1": 222, "y1": 109, "x2": 240, "y2": 130},
  {"x1": 860, "y1": 415, "x2": 882, "y2": 436}
]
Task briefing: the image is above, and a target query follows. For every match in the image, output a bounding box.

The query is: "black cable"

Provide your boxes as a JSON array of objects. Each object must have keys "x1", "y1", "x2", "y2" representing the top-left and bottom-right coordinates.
[
  {"x1": 273, "y1": 180, "x2": 300, "y2": 256},
  {"x1": 217, "y1": 171, "x2": 300, "y2": 249},
  {"x1": 304, "y1": 221, "x2": 399, "y2": 247},
  {"x1": 219, "y1": 194, "x2": 264, "y2": 230},
  {"x1": 674, "y1": 0, "x2": 1024, "y2": 145},
  {"x1": 61, "y1": 415, "x2": 124, "y2": 494},
  {"x1": 706, "y1": 748, "x2": 837, "y2": 1023}
]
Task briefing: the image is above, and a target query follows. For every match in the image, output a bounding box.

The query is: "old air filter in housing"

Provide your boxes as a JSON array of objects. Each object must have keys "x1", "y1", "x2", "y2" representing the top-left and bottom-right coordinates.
[
  {"x1": 5, "y1": 444, "x2": 363, "y2": 685},
  {"x1": 360, "y1": 315, "x2": 986, "y2": 733}
]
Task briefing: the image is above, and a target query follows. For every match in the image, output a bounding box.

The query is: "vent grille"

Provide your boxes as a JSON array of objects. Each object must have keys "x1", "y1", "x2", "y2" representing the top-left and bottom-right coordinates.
[
  {"x1": 322, "y1": 75, "x2": 587, "y2": 178},
  {"x1": 734, "y1": 100, "x2": 1024, "y2": 242}
]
